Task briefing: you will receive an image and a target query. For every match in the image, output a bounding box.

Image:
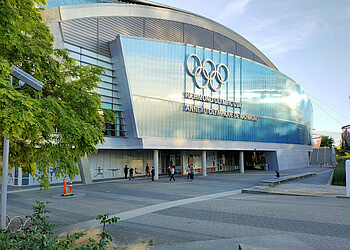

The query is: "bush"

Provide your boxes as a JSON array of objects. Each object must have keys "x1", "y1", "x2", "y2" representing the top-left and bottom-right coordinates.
[
  {"x1": 333, "y1": 157, "x2": 348, "y2": 186},
  {"x1": 0, "y1": 201, "x2": 119, "y2": 249}
]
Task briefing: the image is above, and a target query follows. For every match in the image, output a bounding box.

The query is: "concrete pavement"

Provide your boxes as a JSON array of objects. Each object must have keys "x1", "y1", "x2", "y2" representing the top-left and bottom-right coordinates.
[{"x1": 2, "y1": 166, "x2": 349, "y2": 249}]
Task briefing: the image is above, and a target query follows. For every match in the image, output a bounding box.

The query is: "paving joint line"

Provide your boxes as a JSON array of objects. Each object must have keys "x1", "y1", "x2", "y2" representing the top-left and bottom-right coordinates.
[{"x1": 55, "y1": 188, "x2": 243, "y2": 234}]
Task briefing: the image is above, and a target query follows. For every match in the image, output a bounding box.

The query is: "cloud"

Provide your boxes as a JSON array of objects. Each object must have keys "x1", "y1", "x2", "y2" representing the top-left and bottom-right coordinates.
[
  {"x1": 218, "y1": 0, "x2": 253, "y2": 21},
  {"x1": 259, "y1": 18, "x2": 318, "y2": 55},
  {"x1": 240, "y1": 14, "x2": 319, "y2": 56}
]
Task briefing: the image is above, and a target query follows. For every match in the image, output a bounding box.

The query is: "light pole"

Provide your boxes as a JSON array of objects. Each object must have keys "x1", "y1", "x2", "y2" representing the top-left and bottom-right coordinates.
[{"x1": 1, "y1": 66, "x2": 44, "y2": 229}]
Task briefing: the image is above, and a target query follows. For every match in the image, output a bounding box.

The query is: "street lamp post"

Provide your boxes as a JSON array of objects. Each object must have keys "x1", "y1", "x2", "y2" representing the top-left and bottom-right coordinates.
[
  {"x1": 1, "y1": 138, "x2": 9, "y2": 228},
  {"x1": 1, "y1": 66, "x2": 44, "y2": 229}
]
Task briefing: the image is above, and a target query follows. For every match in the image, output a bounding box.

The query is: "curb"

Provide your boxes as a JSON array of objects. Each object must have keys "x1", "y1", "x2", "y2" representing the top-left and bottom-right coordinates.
[
  {"x1": 259, "y1": 172, "x2": 317, "y2": 187},
  {"x1": 242, "y1": 188, "x2": 339, "y2": 198},
  {"x1": 327, "y1": 169, "x2": 334, "y2": 185}
]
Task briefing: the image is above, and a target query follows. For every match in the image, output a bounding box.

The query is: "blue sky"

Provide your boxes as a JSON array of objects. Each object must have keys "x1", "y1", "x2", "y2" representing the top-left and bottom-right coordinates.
[{"x1": 154, "y1": 0, "x2": 350, "y2": 144}]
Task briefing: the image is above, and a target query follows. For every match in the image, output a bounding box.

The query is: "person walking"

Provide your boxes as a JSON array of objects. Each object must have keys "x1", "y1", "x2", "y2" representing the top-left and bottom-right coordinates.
[
  {"x1": 190, "y1": 165, "x2": 195, "y2": 181},
  {"x1": 151, "y1": 166, "x2": 155, "y2": 182},
  {"x1": 168, "y1": 165, "x2": 171, "y2": 177},
  {"x1": 186, "y1": 164, "x2": 191, "y2": 179},
  {"x1": 129, "y1": 167, "x2": 135, "y2": 181},
  {"x1": 145, "y1": 163, "x2": 150, "y2": 177},
  {"x1": 124, "y1": 165, "x2": 129, "y2": 179},
  {"x1": 169, "y1": 166, "x2": 175, "y2": 182}
]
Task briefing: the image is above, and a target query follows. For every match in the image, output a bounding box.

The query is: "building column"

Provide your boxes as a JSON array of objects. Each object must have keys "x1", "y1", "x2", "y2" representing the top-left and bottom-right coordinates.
[
  {"x1": 17, "y1": 167, "x2": 22, "y2": 186},
  {"x1": 202, "y1": 151, "x2": 207, "y2": 176},
  {"x1": 240, "y1": 151, "x2": 244, "y2": 173},
  {"x1": 153, "y1": 150, "x2": 159, "y2": 180},
  {"x1": 78, "y1": 154, "x2": 93, "y2": 184}
]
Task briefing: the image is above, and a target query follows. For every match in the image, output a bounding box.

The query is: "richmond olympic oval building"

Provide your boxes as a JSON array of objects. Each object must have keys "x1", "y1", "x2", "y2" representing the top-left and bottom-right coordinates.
[{"x1": 39, "y1": 0, "x2": 312, "y2": 183}]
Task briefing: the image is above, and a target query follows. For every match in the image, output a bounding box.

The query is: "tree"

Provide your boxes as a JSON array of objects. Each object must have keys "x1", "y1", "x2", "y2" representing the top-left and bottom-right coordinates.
[
  {"x1": 320, "y1": 135, "x2": 334, "y2": 148},
  {"x1": 0, "y1": 0, "x2": 115, "y2": 189},
  {"x1": 337, "y1": 132, "x2": 350, "y2": 157},
  {"x1": 340, "y1": 132, "x2": 350, "y2": 151}
]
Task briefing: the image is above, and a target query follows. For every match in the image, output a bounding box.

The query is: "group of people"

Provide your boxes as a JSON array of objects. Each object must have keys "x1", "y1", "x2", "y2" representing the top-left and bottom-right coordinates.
[
  {"x1": 124, "y1": 163, "x2": 280, "y2": 183},
  {"x1": 145, "y1": 163, "x2": 156, "y2": 182},
  {"x1": 124, "y1": 165, "x2": 135, "y2": 181},
  {"x1": 186, "y1": 164, "x2": 195, "y2": 181},
  {"x1": 124, "y1": 164, "x2": 156, "y2": 182},
  {"x1": 167, "y1": 164, "x2": 195, "y2": 182},
  {"x1": 124, "y1": 163, "x2": 197, "y2": 182}
]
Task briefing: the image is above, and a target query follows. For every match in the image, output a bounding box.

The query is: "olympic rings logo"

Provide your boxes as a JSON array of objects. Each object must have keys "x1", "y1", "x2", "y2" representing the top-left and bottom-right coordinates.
[{"x1": 186, "y1": 54, "x2": 229, "y2": 92}]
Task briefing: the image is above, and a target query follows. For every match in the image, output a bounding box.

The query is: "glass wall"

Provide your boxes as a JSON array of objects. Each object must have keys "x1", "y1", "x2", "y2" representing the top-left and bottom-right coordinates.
[
  {"x1": 120, "y1": 36, "x2": 312, "y2": 145},
  {"x1": 64, "y1": 42, "x2": 125, "y2": 136},
  {"x1": 43, "y1": 0, "x2": 117, "y2": 8}
]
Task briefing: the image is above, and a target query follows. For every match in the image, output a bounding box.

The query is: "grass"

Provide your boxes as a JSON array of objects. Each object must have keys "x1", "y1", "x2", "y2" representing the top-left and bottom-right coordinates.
[{"x1": 333, "y1": 157, "x2": 348, "y2": 186}]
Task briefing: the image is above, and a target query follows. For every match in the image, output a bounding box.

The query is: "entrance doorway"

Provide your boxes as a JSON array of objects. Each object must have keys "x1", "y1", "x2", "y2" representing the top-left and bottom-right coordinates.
[
  {"x1": 245, "y1": 151, "x2": 266, "y2": 170},
  {"x1": 160, "y1": 151, "x2": 183, "y2": 174}
]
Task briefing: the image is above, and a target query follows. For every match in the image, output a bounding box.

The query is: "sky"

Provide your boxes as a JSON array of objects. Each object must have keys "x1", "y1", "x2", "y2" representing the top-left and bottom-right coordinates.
[{"x1": 153, "y1": 0, "x2": 350, "y2": 145}]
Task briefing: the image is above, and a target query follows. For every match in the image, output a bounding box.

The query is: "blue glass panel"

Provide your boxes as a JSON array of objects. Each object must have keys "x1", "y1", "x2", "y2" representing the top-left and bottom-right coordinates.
[{"x1": 119, "y1": 36, "x2": 312, "y2": 145}]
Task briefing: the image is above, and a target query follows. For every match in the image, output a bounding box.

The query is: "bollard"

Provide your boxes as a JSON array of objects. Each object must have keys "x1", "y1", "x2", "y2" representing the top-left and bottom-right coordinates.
[
  {"x1": 69, "y1": 180, "x2": 73, "y2": 194},
  {"x1": 346, "y1": 160, "x2": 350, "y2": 197},
  {"x1": 62, "y1": 178, "x2": 66, "y2": 196}
]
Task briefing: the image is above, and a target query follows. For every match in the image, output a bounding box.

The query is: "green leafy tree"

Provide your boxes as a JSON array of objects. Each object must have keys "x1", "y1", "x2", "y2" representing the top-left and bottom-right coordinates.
[
  {"x1": 0, "y1": 0, "x2": 115, "y2": 189},
  {"x1": 340, "y1": 132, "x2": 350, "y2": 151},
  {"x1": 320, "y1": 135, "x2": 335, "y2": 148},
  {"x1": 336, "y1": 132, "x2": 350, "y2": 157}
]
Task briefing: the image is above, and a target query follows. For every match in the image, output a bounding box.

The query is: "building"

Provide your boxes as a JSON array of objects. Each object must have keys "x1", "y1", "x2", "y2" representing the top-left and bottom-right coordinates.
[{"x1": 9, "y1": 0, "x2": 313, "y2": 185}]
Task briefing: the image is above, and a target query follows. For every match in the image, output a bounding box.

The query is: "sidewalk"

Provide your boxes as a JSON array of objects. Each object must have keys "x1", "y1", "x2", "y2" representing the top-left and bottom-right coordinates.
[
  {"x1": 242, "y1": 167, "x2": 347, "y2": 197},
  {"x1": 2, "y1": 166, "x2": 349, "y2": 250},
  {"x1": 243, "y1": 182, "x2": 346, "y2": 197}
]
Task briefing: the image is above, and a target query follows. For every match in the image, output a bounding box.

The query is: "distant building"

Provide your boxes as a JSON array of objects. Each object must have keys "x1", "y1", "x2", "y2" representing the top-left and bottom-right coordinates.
[
  {"x1": 9, "y1": 0, "x2": 313, "y2": 185},
  {"x1": 313, "y1": 134, "x2": 322, "y2": 148}
]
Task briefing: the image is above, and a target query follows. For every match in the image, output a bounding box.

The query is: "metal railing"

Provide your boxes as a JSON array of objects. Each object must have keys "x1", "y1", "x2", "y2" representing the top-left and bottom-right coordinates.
[{"x1": 0, "y1": 215, "x2": 35, "y2": 232}]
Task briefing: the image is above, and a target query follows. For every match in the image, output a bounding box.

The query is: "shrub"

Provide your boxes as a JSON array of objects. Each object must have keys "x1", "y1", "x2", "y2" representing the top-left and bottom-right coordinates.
[
  {"x1": 0, "y1": 201, "x2": 119, "y2": 249},
  {"x1": 333, "y1": 157, "x2": 348, "y2": 186}
]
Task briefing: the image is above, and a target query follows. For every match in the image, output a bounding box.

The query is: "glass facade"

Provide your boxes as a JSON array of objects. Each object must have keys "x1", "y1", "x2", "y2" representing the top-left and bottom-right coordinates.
[
  {"x1": 64, "y1": 42, "x2": 125, "y2": 136},
  {"x1": 43, "y1": 0, "x2": 117, "y2": 8},
  {"x1": 120, "y1": 36, "x2": 312, "y2": 145}
]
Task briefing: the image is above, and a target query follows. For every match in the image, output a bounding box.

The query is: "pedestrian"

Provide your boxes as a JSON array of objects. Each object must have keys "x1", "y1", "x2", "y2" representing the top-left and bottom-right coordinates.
[
  {"x1": 169, "y1": 166, "x2": 175, "y2": 182},
  {"x1": 145, "y1": 163, "x2": 150, "y2": 177},
  {"x1": 168, "y1": 165, "x2": 171, "y2": 177},
  {"x1": 186, "y1": 164, "x2": 191, "y2": 179},
  {"x1": 273, "y1": 170, "x2": 280, "y2": 179},
  {"x1": 190, "y1": 165, "x2": 195, "y2": 181},
  {"x1": 129, "y1": 167, "x2": 135, "y2": 181},
  {"x1": 151, "y1": 166, "x2": 155, "y2": 182},
  {"x1": 124, "y1": 165, "x2": 129, "y2": 179}
]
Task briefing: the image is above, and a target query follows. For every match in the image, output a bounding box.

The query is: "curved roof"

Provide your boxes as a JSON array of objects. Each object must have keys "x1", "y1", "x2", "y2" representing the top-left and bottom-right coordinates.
[{"x1": 43, "y1": 0, "x2": 277, "y2": 70}]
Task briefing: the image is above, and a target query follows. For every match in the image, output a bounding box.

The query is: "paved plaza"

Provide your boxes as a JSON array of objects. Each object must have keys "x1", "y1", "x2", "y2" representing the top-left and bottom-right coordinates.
[{"x1": 4, "y1": 166, "x2": 350, "y2": 249}]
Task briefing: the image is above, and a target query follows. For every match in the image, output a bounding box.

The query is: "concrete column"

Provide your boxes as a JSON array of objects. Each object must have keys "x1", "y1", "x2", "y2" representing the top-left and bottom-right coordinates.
[
  {"x1": 202, "y1": 151, "x2": 207, "y2": 176},
  {"x1": 17, "y1": 167, "x2": 22, "y2": 186},
  {"x1": 240, "y1": 151, "x2": 244, "y2": 173},
  {"x1": 153, "y1": 150, "x2": 159, "y2": 180},
  {"x1": 78, "y1": 154, "x2": 93, "y2": 184},
  {"x1": 346, "y1": 160, "x2": 350, "y2": 197}
]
